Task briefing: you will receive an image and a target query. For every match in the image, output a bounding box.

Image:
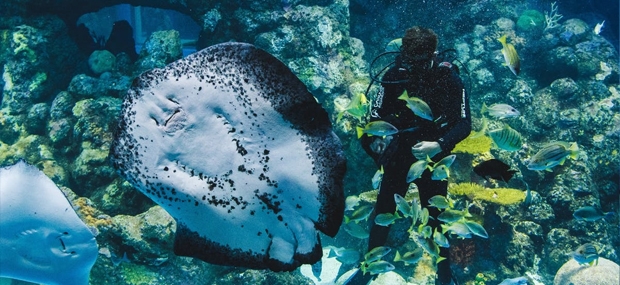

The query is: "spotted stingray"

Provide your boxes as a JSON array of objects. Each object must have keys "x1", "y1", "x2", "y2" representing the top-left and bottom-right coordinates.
[{"x1": 110, "y1": 42, "x2": 346, "y2": 271}]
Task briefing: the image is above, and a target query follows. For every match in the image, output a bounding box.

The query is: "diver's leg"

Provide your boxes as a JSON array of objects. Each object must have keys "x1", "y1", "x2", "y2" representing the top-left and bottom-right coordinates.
[
  {"x1": 416, "y1": 172, "x2": 455, "y2": 285},
  {"x1": 367, "y1": 161, "x2": 409, "y2": 250}
]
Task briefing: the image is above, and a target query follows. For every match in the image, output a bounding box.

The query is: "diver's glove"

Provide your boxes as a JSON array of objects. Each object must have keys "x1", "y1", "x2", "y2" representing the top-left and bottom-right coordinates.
[
  {"x1": 369, "y1": 135, "x2": 393, "y2": 155},
  {"x1": 411, "y1": 141, "x2": 442, "y2": 160}
]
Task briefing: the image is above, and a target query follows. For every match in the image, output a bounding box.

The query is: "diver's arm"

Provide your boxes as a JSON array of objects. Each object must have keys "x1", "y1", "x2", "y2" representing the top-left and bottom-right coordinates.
[{"x1": 436, "y1": 73, "x2": 472, "y2": 152}]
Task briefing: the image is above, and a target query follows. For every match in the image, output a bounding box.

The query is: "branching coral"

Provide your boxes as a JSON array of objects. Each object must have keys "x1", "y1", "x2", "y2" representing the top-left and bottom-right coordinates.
[
  {"x1": 75, "y1": 197, "x2": 113, "y2": 228},
  {"x1": 544, "y1": 2, "x2": 563, "y2": 31},
  {"x1": 451, "y1": 131, "x2": 493, "y2": 154}
]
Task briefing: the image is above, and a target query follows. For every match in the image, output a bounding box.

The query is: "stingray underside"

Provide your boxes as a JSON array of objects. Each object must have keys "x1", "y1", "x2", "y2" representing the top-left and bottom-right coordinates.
[{"x1": 111, "y1": 42, "x2": 346, "y2": 271}]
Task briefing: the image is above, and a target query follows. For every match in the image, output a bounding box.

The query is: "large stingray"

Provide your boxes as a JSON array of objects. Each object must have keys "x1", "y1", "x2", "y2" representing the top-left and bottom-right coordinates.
[
  {"x1": 110, "y1": 42, "x2": 346, "y2": 271},
  {"x1": 0, "y1": 161, "x2": 99, "y2": 285}
]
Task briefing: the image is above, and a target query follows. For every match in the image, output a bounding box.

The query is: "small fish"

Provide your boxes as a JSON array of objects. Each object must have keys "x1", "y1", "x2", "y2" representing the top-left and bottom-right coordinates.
[
  {"x1": 431, "y1": 165, "x2": 450, "y2": 181},
  {"x1": 363, "y1": 260, "x2": 395, "y2": 275},
  {"x1": 523, "y1": 180, "x2": 532, "y2": 206},
  {"x1": 356, "y1": 120, "x2": 399, "y2": 138},
  {"x1": 594, "y1": 20, "x2": 605, "y2": 35},
  {"x1": 327, "y1": 247, "x2": 361, "y2": 265},
  {"x1": 418, "y1": 225, "x2": 433, "y2": 239},
  {"x1": 428, "y1": 195, "x2": 452, "y2": 209},
  {"x1": 394, "y1": 194, "x2": 412, "y2": 218},
  {"x1": 437, "y1": 208, "x2": 466, "y2": 224},
  {"x1": 527, "y1": 142, "x2": 579, "y2": 171},
  {"x1": 411, "y1": 233, "x2": 441, "y2": 258},
  {"x1": 111, "y1": 251, "x2": 131, "y2": 266},
  {"x1": 344, "y1": 205, "x2": 373, "y2": 224},
  {"x1": 398, "y1": 90, "x2": 433, "y2": 121},
  {"x1": 571, "y1": 243, "x2": 599, "y2": 266},
  {"x1": 371, "y1": 166, "x2": 384, "y2": 189},
  {"x1": 473, "y1": 159, "x2": 517, "y2": 182},
  {"x1": 335, "y1": 268, "x2": 359, "y2": 285},
  {"x1": 433, "y1": 228, "x2": 450, "y2": 248},
  {"x1": 463, "y1": 220, "x2": 489, "y2": 238},
  {"x1": 573, "y1": 206, "x2": 615, "y2": 222},
  {"x1": 481, "y1": 103, "x2": 520, "y2": 119},
  {"x1": 433, "y1": 154, "x2": 456, "y2": 169},
  {"x1": 498, "y1": 35, "x2": 520, "y2": 76},
  {"x1": 489, "y1": 124, "x2": 523, "y2": 151},
  {"x1": 364, "y1": 246, "x2": 391, "y2": 263},
  {"x1": 409, "y1": 198, "x2": 421, "y2": 224},
  {"x1": 385, "y1": 38, "x2": 402, "y2": 52},
  {"x1": 419, "y1": 207, "x2": 430, "y2": 226},
  {"x1": 375, "y1": 212, "x2": 401, "y2": 226},
  {"x1": 429, "y1": 155, "x2": 456, "y2": 181},
  {"x1": 441, "y1": 222, "x2": 472, "y2": 239},
  {"x1": 406, "y1": 159, "x2": 430, "y2": 183},
  {"x1": 498, "y1": 276, "x2": 528, "y2": 285},
  {"x1": 343, "y1": 222, "x2": 369, "y2": 239},
  {"x1": 345, "y1": 195, "x2": 360, "y2": 211},
  {"x1": 337, "y1": 92, "x2": 368, "y2": 122},
  {"x1": 393, "y1": 248, "x2": 424, "y2": 265}
]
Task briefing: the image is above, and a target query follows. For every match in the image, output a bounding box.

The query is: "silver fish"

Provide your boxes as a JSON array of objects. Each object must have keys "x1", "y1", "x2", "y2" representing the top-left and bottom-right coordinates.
[
  {"x1": 364, "y1": 246, "x2": 391, "y2": 263},
  {"x1": 343, "y1": 222, "x2": 369, "y2": 239},
  {"x1": 327, "y1": 247, "x2": 361, "y2": 265},
  {"x1": 398, "y1": 91, "x2": 433, "y2": 121},
  {"x1": 433, "y1": 228, "x2": 450, "y2": 248},
  {"x1": 463, "y1": 220, "x2": 488, "y2": 238},
  {"x1": 394, "y1": 194, "x2": 412, "y2": 218},
  {"x1": 375, "y1": 212, "x2": 401, "y2": 226},
  {"x1": 498, "y1": 276, "x2": 528, "y2": 285},
  {"x1": 482, "y1": 103, "x2": 520, "y2": 119},
  {"x1": 345, "y1": 205, "x2": 374, "y2": 224},
  {"x1": 363, "y1": 260, "x2": 395, "y2": 275},
  {"x1": 371, "y1": 166, "x2": 384, "y2": 189},
  {"x1": 407, "y1": 159, "x2": 429, "y2": 183},
  {"x1": 428, "y1": 195, "x2": 452, "y2": 209},
  {"x1": 393, "y1": 248, "x2": 424, "y2": 265}
]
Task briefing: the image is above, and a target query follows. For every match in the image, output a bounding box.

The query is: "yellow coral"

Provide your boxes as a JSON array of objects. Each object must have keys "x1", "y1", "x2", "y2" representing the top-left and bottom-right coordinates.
[
  {"x1": 451, "y1": 131, "x2": 493, "y2": 154},
  {"x1": 75, "y1": 197, "x2": 113, "y2": 228},
  {"x1": 449, "y1": 182, "x2": 526, "y2": 205}
]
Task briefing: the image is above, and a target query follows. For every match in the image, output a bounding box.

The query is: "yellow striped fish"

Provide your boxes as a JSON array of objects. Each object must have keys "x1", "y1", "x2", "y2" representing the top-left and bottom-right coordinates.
[
  {"x1": 489, "y1": 124, "x2": 523, "y2": 151},
  {"x1": 498, "y1": 35, "x2": 520, "y2": 76}
]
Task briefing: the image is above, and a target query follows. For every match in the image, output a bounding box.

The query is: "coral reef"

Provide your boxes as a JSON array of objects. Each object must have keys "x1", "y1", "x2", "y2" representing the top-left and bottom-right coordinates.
[
  {"x1": 88, "y1": 49, "x2": 116, "y2": 75},
  {"x1": 0, "y1": 0, "x2": 618, "y2": 284},
  {"x1": 451, "y1": 131, "x2": 493, "y2": 154},
  {"x1": 554, "y1": 258, "x2": 620, "y2": 285},
  {"x1": 449, "y1": 183, "x2": 525, "y2": 205}
]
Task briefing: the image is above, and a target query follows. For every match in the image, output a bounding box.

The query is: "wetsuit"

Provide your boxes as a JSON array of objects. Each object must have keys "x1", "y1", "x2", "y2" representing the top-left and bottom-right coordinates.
[{"x1": 359, "y1": 58, "x2": 470, "y2": 284}]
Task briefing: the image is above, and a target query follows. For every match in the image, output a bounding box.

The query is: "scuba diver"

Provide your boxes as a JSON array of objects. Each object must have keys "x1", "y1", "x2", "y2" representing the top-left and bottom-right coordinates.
[{"x1": 349, "y1": 26, "x2": 471, "y2": 285}]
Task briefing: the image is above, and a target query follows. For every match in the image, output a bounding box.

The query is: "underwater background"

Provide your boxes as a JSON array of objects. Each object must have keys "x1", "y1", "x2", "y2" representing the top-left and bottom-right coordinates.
[{"x1": 0, "y1": 0, "x2": 618, "y2": 284}]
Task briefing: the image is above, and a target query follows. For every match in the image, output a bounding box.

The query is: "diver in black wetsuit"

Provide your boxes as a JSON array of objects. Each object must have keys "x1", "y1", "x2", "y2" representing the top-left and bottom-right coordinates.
[{"x1": 349, "y1": 26, "x2": 471, "y2": 285}]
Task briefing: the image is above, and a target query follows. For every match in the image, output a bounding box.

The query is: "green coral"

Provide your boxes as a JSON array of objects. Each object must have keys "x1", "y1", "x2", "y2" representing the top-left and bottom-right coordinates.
[
  {"x1": 474, "y1": 272, "x2": 488, "y2": 285},
  {"x1": 28, "y1": 72, "x2": 47, "y2": 92},
  {"x1": 120, "y1": 263, "x2": 159, "y2": 285},
  {"x1": 12, "y1": 28, "x2": 37, "y2": 62},
  {"x1": 449, "y1": 183, "x2": 526, "y2": 205},
  {"x1": 517, "y1": 10, "x2": 545, "y2": 33},
  {"x1": 451, "y1": 131, "x2": 493, "y2": 154}
]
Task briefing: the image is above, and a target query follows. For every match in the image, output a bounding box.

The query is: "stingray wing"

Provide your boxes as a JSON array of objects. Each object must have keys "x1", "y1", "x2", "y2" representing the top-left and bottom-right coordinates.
[
  {"x1": 0, "y1": 161, "x2": 98, "y2": 285},
  {"x1": 111, "y1": 42, "x2": 346, "y2": 271}
]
